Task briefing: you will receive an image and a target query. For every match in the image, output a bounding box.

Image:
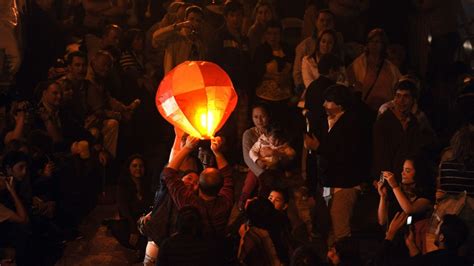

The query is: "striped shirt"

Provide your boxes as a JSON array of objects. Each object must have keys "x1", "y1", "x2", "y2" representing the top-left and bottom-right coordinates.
[{"x1": 439, "y1": 161, "x2": 474, "y2": 197}]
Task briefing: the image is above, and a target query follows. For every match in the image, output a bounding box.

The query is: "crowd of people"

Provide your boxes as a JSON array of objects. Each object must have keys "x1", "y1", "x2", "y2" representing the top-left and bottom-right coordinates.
[{"x1": 0, "y1": 0, "x2": 474, "y2": 265}]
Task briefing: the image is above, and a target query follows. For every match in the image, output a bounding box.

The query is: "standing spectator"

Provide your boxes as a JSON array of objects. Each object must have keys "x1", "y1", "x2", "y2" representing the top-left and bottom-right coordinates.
[
  {"x1": 372, "y1": 78, "x2": 435, "y2": 182},
  {"x1": 210, "y1": 1, "x2": 251, "y2": 163},
  {"x1": 347, "y1": 28, "x2": 401, "y2": 111},
  {"x1": 301, "y1": 29, "x2": 341, "y2": 89},
  {"x1": 152, "y1": 5, "x2": 207, "y2": 74},
  {"x1": 247, "y1": 0, "x2": 277, "y2": 57},
  {"x1": 303, "y1": 53, "x2": 343, "y2": 195},
  {"x1": 253, "y1": 21, "x2": 294, "y2": 127},
  {"x1": 304, "y1": 85, "x2": 369, "y2": 245},
  {"x1": 294, "y1": 9, "x2": 342, "y2": 91}
]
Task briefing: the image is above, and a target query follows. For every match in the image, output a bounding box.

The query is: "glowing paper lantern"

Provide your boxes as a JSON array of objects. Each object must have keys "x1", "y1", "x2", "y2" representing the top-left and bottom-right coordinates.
[{"x1": 156, "y1": 61, "x2": 238, "y2": 139}]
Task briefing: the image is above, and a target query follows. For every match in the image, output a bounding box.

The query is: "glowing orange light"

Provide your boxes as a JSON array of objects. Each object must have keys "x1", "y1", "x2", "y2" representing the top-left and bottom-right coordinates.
[{"x1": 156, "y1": 61, "x2": 238, "y2": 139}]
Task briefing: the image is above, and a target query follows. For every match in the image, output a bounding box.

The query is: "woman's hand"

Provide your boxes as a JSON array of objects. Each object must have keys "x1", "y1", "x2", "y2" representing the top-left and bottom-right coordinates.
[
  {"x1": 383, "y1": 171, "x2": 398, "y2": 188},
  {"x1": 4, "y1": 176, "x2": 15, "y2": 194},
  {"x1": 377, "y1": 180, "x2": 387, "y2": 198}
]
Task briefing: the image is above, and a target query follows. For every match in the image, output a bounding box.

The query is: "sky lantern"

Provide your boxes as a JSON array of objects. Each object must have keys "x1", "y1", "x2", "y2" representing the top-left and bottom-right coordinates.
[{"x1": 156, "y1": 61, "x2": 238, "y2": 139}]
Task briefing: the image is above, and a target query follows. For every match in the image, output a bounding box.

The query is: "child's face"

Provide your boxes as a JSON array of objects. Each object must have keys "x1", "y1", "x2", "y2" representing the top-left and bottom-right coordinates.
[
  {"x1": 269, "y1": 135, "x2": 281, "y2": 146},
  {"x1": 268, "y1": 191, "x2": 287, "y2": 211}
]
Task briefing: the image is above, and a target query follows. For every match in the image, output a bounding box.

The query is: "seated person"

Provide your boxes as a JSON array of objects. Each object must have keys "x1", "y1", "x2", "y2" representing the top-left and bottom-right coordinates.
[
  {"x1": 238, "y1": 198, "x2": 290, "y2": 265},
  {"x1": 0, "y1": 152, "x2": 31, "y2": 265},
  {"x1": 156, "y1": 206, "x2": 223, "y2": 266}
]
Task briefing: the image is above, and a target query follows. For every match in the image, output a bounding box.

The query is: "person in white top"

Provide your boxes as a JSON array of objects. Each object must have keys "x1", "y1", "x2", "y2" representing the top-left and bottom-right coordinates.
[{"x1": 301, "y1": 29, "x2": 340, "y2": 89}]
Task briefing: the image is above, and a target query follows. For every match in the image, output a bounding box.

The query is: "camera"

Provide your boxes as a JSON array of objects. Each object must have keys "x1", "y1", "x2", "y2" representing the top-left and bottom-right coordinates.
[{"x1": 379, "y1": 172, "x2": 385, "y2": 184}]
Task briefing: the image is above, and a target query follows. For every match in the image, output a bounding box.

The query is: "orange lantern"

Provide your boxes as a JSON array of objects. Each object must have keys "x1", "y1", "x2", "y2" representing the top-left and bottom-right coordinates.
[{"x1": 156, "y1": 61, "x2": 238, "y2": 139}]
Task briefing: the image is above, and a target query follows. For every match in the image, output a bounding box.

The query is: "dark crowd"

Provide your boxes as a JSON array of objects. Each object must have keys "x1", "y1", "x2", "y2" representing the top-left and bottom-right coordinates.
[{"x1": 0, "y1": 0, "x2": 473, "y2": 265}]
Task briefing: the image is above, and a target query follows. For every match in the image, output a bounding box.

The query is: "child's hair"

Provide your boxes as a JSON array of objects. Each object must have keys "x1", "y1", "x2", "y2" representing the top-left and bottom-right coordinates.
[
  {"x1": 271, "y1": 186, "x2": 289, "y2": 204},
  {"x1": 268, "y1": 126, "x2": 287, "y2": 144}
]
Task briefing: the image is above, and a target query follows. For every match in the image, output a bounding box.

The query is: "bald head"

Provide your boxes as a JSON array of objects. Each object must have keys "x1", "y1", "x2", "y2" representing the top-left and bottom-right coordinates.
[{"x1": 199, "y1": 168, "x2": 223, "y2": 197}]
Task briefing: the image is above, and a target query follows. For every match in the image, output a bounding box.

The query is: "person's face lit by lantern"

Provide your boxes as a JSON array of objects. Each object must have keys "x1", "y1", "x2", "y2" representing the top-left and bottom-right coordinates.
[
  {"x1": 319, "y1": 32, "x2": 335, "y2": 55},
  {"x1": 43, "y1": 83, "x2": 62, "y2": 108},
  {"x1": 225, "y1": 10, "x2": 244, "y2": 33},
  {"x1": 255, "y1": 5, "x2": 273, "y2": 26},
  {"x1": 401, "y1": 160, "x2": 416, "y2": 185},
  {"x1": 367, "y1": 35, "x2": 384, "y2": 57},
  {"x1": 129, "y1": 158, "x2": 145, "y2": 179},
  {"x1": 252, "y1": 107, "x2": 269, "y2": 130},
  {"x1": 92, "y1": 54, "x2": 112, "y2": 78},
  {"x1": 181, "y1": 172, "x2": 199, "y2": 191},
  {"x1": 264, "y1": 26, "x2": 281, "y2": 49},
  {"x1": 315, "y1": 12, "x2": 334, "y2": 33},
  {"x1": 68, "y1": 56, "x2": 87, "y2": 80},
  {"x1": 323, "y1": 100, "x2": 343, "y2": 117},
  {"x1": 268, "y1": 191, "x2": 288, "y2": 211}
]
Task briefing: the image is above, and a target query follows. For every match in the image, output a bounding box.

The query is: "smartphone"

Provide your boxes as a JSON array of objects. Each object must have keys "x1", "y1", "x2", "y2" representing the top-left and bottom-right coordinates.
[{"x1": 407, "y1": 216, "x2": 413, "y2": 225}]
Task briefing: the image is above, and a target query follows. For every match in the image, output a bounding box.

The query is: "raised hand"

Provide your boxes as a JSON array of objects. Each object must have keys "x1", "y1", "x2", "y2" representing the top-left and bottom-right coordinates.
[
  {"x1": 210, "y1": 136, "x2": 223, "y2": 154},
  {"x1": 184, "y1": 135, "x2": 200, "y2": 150}
]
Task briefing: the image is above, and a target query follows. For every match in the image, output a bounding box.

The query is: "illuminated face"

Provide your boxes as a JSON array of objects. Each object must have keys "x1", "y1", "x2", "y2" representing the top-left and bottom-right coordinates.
[
  {"x1": 323, "y1": 100, "x2": 343, "y2": 117},
  {"x1": 181, "y1": 172, "x2": 199, "y2": 191},
  {"x1": 319, "y1": 33, "x2": 335, "y2": 55},
  {"x1": 43, "y1": 83, "x2": 62, "y2": 107},
  {"x1": 394, "y1": 89, "x2": 414, "y2": 115},
  {"x1": 252, "y1": 107, "x2": 269, "y2": 129},
  {"x1": 268, "y1": 191, "x2": 287, "y2": 211},
  {"x1": 316, "y1": 12, "x2": 334, "y2": 32},
  {"x1": 268, "y1": 135, "x2": 283, "y2": 147},
  {"x1": 255, "y1": 5, "x2": 273, "y2": 25},
  {"x1": 129, "y1": 158, "x2": 145, "y2": 179},
  {"x1": 401, "y1": 160, "x2": 416, "y2": 184}
]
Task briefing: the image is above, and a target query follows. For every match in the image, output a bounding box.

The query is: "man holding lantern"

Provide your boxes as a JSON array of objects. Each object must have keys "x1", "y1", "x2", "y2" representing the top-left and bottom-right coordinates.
[{"x1": 160, "y1": 135, "x2": 234, "y2": 237}]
